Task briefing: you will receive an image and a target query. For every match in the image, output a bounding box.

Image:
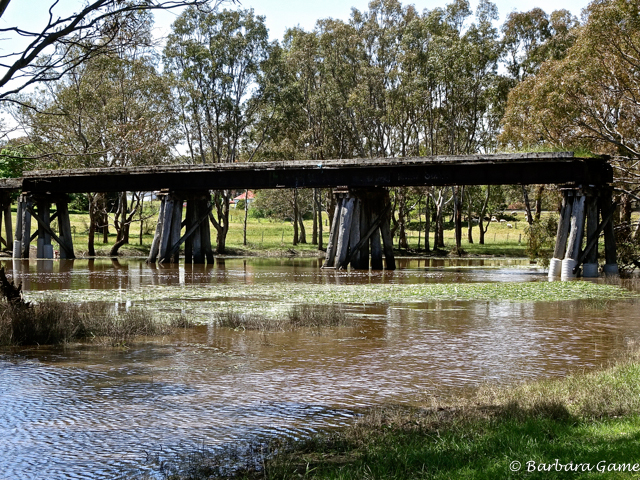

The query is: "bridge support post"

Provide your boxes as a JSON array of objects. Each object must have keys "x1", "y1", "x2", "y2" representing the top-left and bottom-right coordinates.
[
  {"x1": 14, "y1": 194, "x2": 31, "y2": 258},
  {"x1": 12, "y1": 193, "x2": 75, "y2": 259},
  {"x1": 600, "y1": 188, "x2": 618, "y2": 276},
  {"x1": 322, "y1": 188, "x2": 395, "y2": 270},
  {"x1": 0, "y1": 192, "x2": 13, "y2": 253},
  {"x1": 147, "y1": 191, "x2": 214, "y2": 265},
  {"x1": 549, "y1": 185, "x2": 618, "y2": 279}
]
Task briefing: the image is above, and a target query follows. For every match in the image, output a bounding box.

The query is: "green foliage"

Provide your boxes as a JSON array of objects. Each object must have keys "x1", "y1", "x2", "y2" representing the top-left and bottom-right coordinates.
[
  {"x1": 164, "y1": 7, "x2": 272, "y2": 164},
  {"x1": 525, "y1": 215, "x2": 558, "y2": 266},
  {"x1": 0, "y1": 147, "x2": 27, "y2": 178},
  {"x1": 69, "y1": 193, "x2": 90, "y2": 212}
]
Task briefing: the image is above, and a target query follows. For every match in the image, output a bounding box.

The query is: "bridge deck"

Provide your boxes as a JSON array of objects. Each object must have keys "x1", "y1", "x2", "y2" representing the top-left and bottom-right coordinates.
[{"x1": 9, "y1": 152, "x2": 612, "y2": 194}]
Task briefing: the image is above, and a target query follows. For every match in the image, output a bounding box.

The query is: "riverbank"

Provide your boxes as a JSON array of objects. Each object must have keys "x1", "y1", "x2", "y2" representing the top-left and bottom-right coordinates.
[{"x1": 164, "y1": 345, "x2": 640, "y2": 479}]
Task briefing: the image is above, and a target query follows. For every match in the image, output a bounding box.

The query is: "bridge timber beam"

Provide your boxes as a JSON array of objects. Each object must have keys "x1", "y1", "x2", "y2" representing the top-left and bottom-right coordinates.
[{"x1": 20, "y1": 153, "x2": 612, "y2": 194}]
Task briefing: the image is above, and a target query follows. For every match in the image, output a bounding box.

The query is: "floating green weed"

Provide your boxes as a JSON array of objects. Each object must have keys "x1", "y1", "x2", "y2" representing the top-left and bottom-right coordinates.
[{"x1": 24, "y1": 281, "x2": 637, "y2": 326}]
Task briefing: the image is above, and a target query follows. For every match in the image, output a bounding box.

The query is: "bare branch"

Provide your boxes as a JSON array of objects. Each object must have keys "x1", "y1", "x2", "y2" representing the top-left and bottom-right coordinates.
[{"x1": 0, "y1": 0, "x2": 223, "y2": 102}]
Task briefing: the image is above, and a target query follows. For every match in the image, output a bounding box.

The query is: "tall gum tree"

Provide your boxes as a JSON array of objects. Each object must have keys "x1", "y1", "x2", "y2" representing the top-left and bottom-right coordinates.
[
  {"x1": 500, "y1": 0, "x2": 640, "y2": 271},
  {"x1": 15, "y1": 12, "x2": 175, "y2": 256},
  {"x1": 164, "y1": 7, "x2": 271, "y2": 253}
]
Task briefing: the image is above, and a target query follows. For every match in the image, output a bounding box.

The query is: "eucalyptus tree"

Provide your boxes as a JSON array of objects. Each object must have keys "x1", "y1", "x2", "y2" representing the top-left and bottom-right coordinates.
[
  {"x1": 164, "y1": 7, "x2": 272, "y2": 253},
  {"x1": 16, "y1": 11, "x2": 175, "y2": 256},
  {"x1": 500, "y1": 0, "x2": 640, "y2": 269}
]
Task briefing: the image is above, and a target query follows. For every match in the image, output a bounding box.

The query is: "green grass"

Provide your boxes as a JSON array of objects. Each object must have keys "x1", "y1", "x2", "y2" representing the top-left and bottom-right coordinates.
[
  {"x1": 7, "y1": 203, "x2": 531, "y2": 258},
  {"x1": 164, "y1": 347, "x2": 640, "y2": 479}
]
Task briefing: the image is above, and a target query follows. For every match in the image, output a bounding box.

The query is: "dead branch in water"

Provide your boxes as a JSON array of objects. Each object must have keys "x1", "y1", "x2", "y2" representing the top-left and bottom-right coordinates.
[{"x1": 0, "y1": 266, "x2": 29, "y2": 308}]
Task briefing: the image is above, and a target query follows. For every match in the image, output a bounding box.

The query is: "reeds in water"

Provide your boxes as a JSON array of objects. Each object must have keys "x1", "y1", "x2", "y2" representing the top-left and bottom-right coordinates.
[{"x1": 215, "y1": 304, "x2": 351, "y2": 331}]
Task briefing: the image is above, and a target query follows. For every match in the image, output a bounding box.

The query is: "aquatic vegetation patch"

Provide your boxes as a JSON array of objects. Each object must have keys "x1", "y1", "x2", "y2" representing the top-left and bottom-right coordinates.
[
  {"x1": 0, "y1": 298, "x2": 193, "y2": 347},
  {"x1": 28, "y1": 280, "x2": 637, "y2": 316},
  {"x1": 215, "y1": 304, "x2": 351, "y2": 331}
]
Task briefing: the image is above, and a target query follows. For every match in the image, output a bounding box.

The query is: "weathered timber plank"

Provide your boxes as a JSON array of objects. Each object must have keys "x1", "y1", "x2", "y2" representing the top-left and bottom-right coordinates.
[
  {"x1": 147, "y1": 195, "x2": 166, "y2": 263},
  {"x1": 56, "y1": 200, "x2": 75, "y2": 259},
  {"x1": 322, "y1": 197, "x2": 343, "y2": 268},
  {"x1": 348, "y1": 199, "x2": 361, "y2": 269},
  {"x1": 158, "y1": 195, "x2": 175, "y2": 263},
  {"x1": 585, "y1": 196, "x2": 599, "y2": 265},
  {"x1": 335, "y1": 197, "x2": 355, "y2": 269},
  {"x1": 565, "y1": 195, "x2": 586, "y2": 261},
  {"x1": 19, "y1": 154, "x2": 611, "y2": 194},
  {"x1": 553, "y1": 195, "x2": 573, "y2": 260},
  {"x1": 170, "y1": 198, "x2": 183, "y2": 263}
]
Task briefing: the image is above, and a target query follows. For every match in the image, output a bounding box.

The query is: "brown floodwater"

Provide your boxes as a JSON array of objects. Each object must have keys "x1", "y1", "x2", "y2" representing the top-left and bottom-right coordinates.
[{"x1": 0, "y1": 257, "x2": 639, "y2": 479}]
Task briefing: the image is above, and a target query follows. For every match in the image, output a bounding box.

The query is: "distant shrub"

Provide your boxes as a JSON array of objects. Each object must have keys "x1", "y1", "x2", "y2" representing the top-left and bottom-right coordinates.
[{"x1": 525, "y1": 215, "x2": 558, "y2": 266}]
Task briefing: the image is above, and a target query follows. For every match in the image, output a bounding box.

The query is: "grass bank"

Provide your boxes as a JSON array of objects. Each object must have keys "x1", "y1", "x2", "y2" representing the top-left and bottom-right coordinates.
[
  {"x1": 5, "y1": 205, "x2": 530, "y2": 258},
  {"x1": 162, "y1": 345, "x2": 640, "y2": 479}
]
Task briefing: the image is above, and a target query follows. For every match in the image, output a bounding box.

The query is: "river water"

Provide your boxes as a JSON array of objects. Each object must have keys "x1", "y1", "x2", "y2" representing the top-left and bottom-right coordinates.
[{"x1": 0, "y1": 257, "x2": 639, "y2": 479}]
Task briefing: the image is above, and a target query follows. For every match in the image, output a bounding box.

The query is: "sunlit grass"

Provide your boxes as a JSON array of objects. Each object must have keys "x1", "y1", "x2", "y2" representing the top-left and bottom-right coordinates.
[{"x1": 7, "y1": 203, "x2": 532, "y2": 258}]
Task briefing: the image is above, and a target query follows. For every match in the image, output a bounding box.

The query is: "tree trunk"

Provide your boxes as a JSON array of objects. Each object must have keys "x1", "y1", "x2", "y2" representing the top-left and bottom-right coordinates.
[
  {"x1": 109, "y1": 191, "x2": 127, "y2": 257},
  {"x1": 139, "y1": 194, "x2": 144, "y2": 246},
  {"x1": 424, "y1": 194, "x2": 431, "y2": 252},
  {"x1": 479, "y1": 186, "x2": 491, "y2": 245},
  {"x1": 210, "y1": 190, "x2": 230, "y2": 254},
  {"x1": 534, "y1": 185, "x2": 544, "y2": 221},
  {"x1": 298, "y1": 210, "x2": 307, "y2": 244},
  {"x1": 243, "y1": 189, "x2": 249, "y2": 246},
  {"x1": 620, "y1": 192, "x2": 632, "y2": 238},
  {"x1": 317, "y1": 189, "x2": 323, "y2": 251},
  {"x1": 522, "y1": 185, "x2": 533, "y2": 225},
  {"x1": 312, "y1": 188, "x2": 318, "y2": 245},
  {"x1": 109, "y1": 237, "x2": 127, "y2": 257},
  {"x1": 292, "y1": 189, "x2": 299, "y2": 245},
  {"x1": 467, "y1": 190, "x2": 473, "y2": 244},
  {"x1": 454, "y1": 186, "x2": 463, "y2": 250},
  {"x1": 88, "y1": 193, "x2": 97, "y2": 256}
]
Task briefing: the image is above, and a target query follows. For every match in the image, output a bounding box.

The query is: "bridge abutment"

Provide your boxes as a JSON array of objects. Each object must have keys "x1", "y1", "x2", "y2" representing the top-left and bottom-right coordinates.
[
  {"x1": 548, "y1": 186, "x2": 617, "y2": 279},
  {"x1": 147, "y1": 191, "x2": 214, "y2": 265},
  {"x1": 323, "y1": 188, "x2": 395, "y2": 270}
]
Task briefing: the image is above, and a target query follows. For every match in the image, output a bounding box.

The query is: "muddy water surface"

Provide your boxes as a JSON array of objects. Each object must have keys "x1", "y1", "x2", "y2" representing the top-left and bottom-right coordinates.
[{"x1": 1, "y1": 258, "x2": 639, "y2": 479}]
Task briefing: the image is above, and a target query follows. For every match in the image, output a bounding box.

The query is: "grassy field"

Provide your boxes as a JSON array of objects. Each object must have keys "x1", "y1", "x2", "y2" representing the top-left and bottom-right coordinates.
[
  {"x1": 163, "y1": 345, "x2": 640, "y2": 479},
  {"x1": 8, "y1": 203, "x2": 531, "y2": 258}
]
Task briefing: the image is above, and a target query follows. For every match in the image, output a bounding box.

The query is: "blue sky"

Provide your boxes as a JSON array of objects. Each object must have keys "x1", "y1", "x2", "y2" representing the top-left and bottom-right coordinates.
[
  {"x1": 155, "y1": 0, "x2": 591, "y2": 40},
  {"x1": 4, "y1": 0, "x2": 591, "y2": 50}
]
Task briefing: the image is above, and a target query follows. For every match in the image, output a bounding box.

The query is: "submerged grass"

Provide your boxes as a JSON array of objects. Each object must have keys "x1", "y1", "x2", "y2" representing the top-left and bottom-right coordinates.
[
  {"x1": 0, "y1": 298, "x2": 194, "y2": 347},
  {"x1": 163, "y1": 343, "x2": 640, "y2": 479},
  {"x1": 37, "y1": 280, "x2": 639, "y2": 325},
  {"x1": 216, "y1": 304, "x2": 351, "y2": 331}
]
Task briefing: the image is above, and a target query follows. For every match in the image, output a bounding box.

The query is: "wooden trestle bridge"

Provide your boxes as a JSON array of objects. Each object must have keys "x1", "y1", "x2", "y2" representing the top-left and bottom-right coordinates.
[{"x1": 0, "y1": 152, "x2": 617, "y2": 277}]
